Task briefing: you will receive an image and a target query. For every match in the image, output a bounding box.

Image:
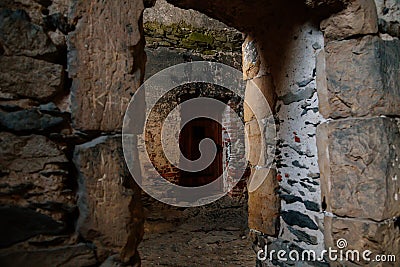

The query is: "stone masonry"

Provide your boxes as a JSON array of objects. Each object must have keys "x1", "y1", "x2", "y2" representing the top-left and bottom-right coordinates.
[
  {"x1": 0, "y1": 0, "x2": 399, "y2": 266},
  {"x1": 0, "y1": 0, "x2": 145, "y2": 266},
  {"x1": 317, "y1": 1, "x2": 400, "y2": 266}
]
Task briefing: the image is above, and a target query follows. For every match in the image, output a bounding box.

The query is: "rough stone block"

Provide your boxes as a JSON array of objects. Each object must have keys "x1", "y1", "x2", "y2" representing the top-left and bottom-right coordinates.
[
  {"x1": 375, "y1": 0, "x2": 400, "y2": 38},
  {"x1": 245, "y1": 119, "x2": 263, "y2": 167},
  {"x1": 318, "y1": 36, "x2": 400, "y2": 118},
  {"x1": 245, "y1": 115, "x2": 276, "y2": 169},
  {"x1": 248, "y1": 168, "x2": 280, "y2": 236},
  {"x1": 325, "y1": 216, "x2": 400, "y2": 266},
  {"x1": 243, "y1": 36, "x2": 260, "y2": 80},
  {"x1": 321, "y1": 0, "x2": 378, "y2": 41},
  {"x1": 0, "y1": 109, "x2": 65, "y2": 132},
  {"x1": 0, "y1": 132, "x2": 74, "y2": 222},
  {"x1": 0, "y1": 56, "x2": 64, "y2": 102},
  {"x1": 74, "y1": 135, "x2": 143, "y2": 263},
  {"x1": 244, "y1": 75, "x2": 276, "y2": 122},
  {"x1": 0, "y1": 0, "x2": 45, "y2": 26},
  {"x1": 317, "y1": 117, "x2": 400, "y2": 221},
  {"x1": 67, "y1": 0, "x2": 145, "y2": 132},
  {"x1": 0, "y1": 9, "x2": 57, "y2": 56},
  {"x1": 242, "y1": 35, "x2": 270, "y2": 80}
]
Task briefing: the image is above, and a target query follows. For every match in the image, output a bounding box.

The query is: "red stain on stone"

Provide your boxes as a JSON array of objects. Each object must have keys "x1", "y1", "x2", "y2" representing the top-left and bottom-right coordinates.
[
  {"x1": 285, "y1": 173, "x2": 289, "y2": 178},
  {"x1": 277, "y1": 174, "x2": 282, "y2": 182},
  {"x1": 295, "y1": 136, "x2": 301, "y2": 143}
]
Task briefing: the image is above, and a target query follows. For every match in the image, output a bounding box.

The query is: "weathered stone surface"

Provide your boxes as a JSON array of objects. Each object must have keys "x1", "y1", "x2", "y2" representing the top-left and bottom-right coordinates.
[
  {"x1": 144, "y1": 0, "x2": 230, "y2": 31},
  {"x1": 145, "y1": 47, "x2": 242, "y2": 80},
  {"x1": 242, "y1": 36, "x2": 261, "y2": 80},
  {"x1": 325, "y1": 216, "x2": 400, "y2": 266},
  {"x1": 0, "y1": 9, "x2": 57, "y2": 56},
  {"x1": 0, "y1": 132, "x2": 74, "y2": 222},
  {"x1": 317, "y1": 117, "x2": 400, "y2": 221},
  {"x1": 375, "y1": 0, "x2": 400, "y2": 38},
  {"x1": 67, "y1": 0, "x2": 145, "y2": 132},
  {"x1": 245, "y1": 115, "x2": 276, "y2": 169},
  {"x1": 248, "y1": 168, "x2": 280, "y2": 236},
  {"x1": 318, "y1": 36, "x2": 400, "y2": 118},
  {"x1": 0, "y1": 0, "x2": 44, "y2": 27},
  {"x1": 0, "y1": 99, "x2": 38, "y2": 110},
  {"x1": 321, "y1": 0, "x2": 378, "y2": 41},
  {"x1": 0, "y1": 56, "x2": 64, "y2": 101},
  {"x1": 0, "y1": 206, "x2": 65, "y2": 248},
  {"x1": 145, "y1": 47, "x2": 201, "y2": 79},
  {"x1": 48, "y1": 29, "x2": 67, "y2": 48},
  {"x1": 74, "y1": 135, "x2": 143, "y2": 263},
  {"x1": 0, "y1": 109, "x2": 64, "y2": 132},
  {"x1": 245, "y1": 119, "x2": 263, "y2": 166},
  {"x1": 244, "y1": 75, "x2": 276, "y2": 122},
  {"x1": 48, "y1": 0, "x2": 72, "y2": 17},
  {"x1": 0, "y1": 243, "x2": 97, "y2": 267}
]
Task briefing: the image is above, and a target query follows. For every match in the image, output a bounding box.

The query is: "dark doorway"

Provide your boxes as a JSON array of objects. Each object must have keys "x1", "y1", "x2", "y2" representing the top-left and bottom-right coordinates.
[{"x1": 179, "y1": 117, "x2": 223, "y2": 188}]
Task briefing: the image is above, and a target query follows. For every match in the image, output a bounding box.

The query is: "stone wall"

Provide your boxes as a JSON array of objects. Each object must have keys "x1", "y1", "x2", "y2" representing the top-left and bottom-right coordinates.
[
  {"x1": 0, "y1": 0, "x2": 145, "y2": 266},
  {"x1": 242, "y1": 4, "x2": 327, "y2": 265}
]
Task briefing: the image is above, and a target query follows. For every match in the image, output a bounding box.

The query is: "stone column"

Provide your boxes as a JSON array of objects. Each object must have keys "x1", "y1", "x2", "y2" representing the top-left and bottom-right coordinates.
[
  {"x1": 67, "y1": 0, "x2": 146, "y2": 265},
  {"x1": 243, "y1": 34, "x2": 280, "y2": 237},
  {"x1": 317, "y1": 0, "x2": 400, "y2": 265}
]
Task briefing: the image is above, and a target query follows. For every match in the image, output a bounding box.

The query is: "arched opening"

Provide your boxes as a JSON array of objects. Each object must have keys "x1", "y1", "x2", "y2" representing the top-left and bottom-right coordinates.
[{"x1": 138, "y1": 1, "x2": 254, "y2": 265}]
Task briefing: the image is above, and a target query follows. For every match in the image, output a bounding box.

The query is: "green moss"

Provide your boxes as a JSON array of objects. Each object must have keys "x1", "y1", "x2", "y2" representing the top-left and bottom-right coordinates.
[
  {"x1": 187, "y1": 32, "x2": 214, "y2": 45},
  {"x1": 180, "y1": 40, "x2": 198, "y2": 49}
]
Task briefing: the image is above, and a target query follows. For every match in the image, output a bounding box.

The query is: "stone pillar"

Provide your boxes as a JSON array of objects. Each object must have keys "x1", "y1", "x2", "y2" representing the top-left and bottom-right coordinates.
[
  {"x1": 67, "y1": 0, "x2": 146, "y2": 265},
  {"x1": 243, "y1": 34, "x2": 280, "y2": 237},
  {"x1": 317, "y1": 0, "x2": 400, "y2": 265}
]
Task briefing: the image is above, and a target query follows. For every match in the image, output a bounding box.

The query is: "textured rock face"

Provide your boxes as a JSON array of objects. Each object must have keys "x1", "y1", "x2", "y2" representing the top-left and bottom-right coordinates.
[
  {"x1": 0, "y1": 132, "x2": 75, "y2": 223},
  {"x1": 248, "y1": 169, "x2": 280, "y2": 236},
  {"x1": 68, "y1": 0, "x2": 145, "y2": 132},
  {"x1": 0, "y1": 56, "x2": 64, "y2": 101},
  {"x1": 325, "y1": 217, "x2": 400, "y2": 266},
  {"x1": 0, "y1": 9, "x2": 57, "y2": 57},
  {"x1": 317, "y1": 117, "x2": 400, "y2": 221},
  {"x1": 74, "y1": 136, "x2": 144, "y2": 263},
  {"x1": 318, "y1": 35, "x2": 400, "y2": 118},
  {"x1": 242, "y1": 36, "x2": 262, "y2": 81},
  {"x1": 145, "y1": 0, "x2": 229, "y2": 30},
  {"x1": 375, "y1": 0, "x2": 400, "y2": 38},
  {"x1": 320, "y1": 0, "x2": 378, "y2": 41},
  {"x1": 0, "y1": 109, "x2": 65, "y2": 132}
]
